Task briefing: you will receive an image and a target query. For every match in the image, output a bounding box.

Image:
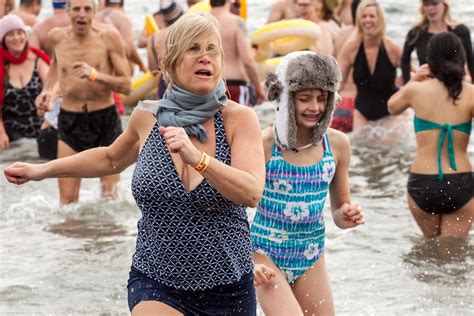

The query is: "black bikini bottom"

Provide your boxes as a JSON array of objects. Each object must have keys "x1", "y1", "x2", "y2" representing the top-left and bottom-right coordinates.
[{"x1": 407, "y1": 172, "x2": 473, "y2": 215}]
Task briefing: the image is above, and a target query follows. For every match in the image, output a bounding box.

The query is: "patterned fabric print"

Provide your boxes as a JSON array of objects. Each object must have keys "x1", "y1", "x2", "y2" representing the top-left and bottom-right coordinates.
[
  {"x1": 131, "y1": 111, "x2": 253, "y2": 291},
  {"x1": 2, "y1": 58, "x2": 44, "y2": 141},
  {"x1": 251, "y1": 134, "x2": 336, "y2": 283}
]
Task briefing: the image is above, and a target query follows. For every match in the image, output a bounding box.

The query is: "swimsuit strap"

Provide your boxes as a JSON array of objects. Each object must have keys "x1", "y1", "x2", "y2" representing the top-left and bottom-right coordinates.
[
  {"x1": 414, "y1": 116, "x2": 472, "y2": 181},
  {"x1": 322, "y1": 133, "x2": 331, "y2": 153}
]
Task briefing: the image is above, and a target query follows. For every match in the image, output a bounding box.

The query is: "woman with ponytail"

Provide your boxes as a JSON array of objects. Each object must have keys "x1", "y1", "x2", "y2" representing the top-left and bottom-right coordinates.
[
  {"x1": 0, "y1": 14, "x2": 50, "y2": 149},
  {"x1": 388, "y1": 32, "x2": 474, "y2": 238}
]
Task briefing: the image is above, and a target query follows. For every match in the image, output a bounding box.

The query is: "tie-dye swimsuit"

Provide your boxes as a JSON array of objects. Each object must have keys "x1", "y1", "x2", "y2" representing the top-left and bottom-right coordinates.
[{"x1": 250, "y1": 133, "x2": 336, "y2": 283}]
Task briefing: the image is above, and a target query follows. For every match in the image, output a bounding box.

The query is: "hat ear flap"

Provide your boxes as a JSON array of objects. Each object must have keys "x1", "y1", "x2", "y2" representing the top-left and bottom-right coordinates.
[{"x1": 264, "y1": 72, "x2": 283, "y2": 102}]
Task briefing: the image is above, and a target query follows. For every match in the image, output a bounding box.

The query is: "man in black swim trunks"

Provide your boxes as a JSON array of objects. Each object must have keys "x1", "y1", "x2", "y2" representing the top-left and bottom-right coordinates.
[{"x1": 35, "y1": 0, "x2": 131, "y2": 204}]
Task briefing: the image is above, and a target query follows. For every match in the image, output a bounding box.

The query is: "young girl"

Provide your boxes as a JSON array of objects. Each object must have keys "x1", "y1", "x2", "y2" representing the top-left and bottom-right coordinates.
[{"x1": 251, "y1": 51, "x2": 364, "y2": 315}]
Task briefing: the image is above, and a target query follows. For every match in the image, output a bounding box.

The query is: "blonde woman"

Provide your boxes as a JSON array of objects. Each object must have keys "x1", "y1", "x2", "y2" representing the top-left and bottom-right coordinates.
[
  {"x1": 401, "y1": 0, "x2": 473, "y2": 84},
  {"x1": 4, "y1": 13, "x2": 265, "y2": 315},
  {"x1": 337, "y1": 0, "x2": 402, "y2": 129}
]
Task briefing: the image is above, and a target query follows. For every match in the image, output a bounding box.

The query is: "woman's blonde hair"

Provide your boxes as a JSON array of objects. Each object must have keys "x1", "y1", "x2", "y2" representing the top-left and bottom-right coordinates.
[
  {"x1": 353, "y1": 0, "x2": 385, "y2": 41},
  {"x1": 415, "y1": 0, "x2": 458, "y2": 29},
  {"x1": 160, "y1": 13, "x2": 225, "y2": 85},
  {"x1": 409, "y1": 0, "x2": 458, "y2": 44}
]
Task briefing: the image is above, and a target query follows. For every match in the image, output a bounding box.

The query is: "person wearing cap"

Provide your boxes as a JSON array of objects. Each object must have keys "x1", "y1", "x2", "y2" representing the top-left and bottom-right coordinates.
[
  {"x1": 29, "y1": 0, "x2": 70, "y2": 57},
  {"x1": 147, "y1": 0, "x2": 184, "y2": 99},
  {"x1": 251, "y1": 51, "x2": 364, "y2": 315},
  {"x1": 296, "y1": 0, "x2": 336, "y2": 55},
  {"x1": 401, "y1": 0, "x2": 473, "y2": 84},
  {"x1": 33, "y1": 0, "x2": 131, "y2": 204},
  {"x1": 266, "y1": 0, "x2": 300, "y2": 23},
  {"x1": 0, "y1": 14, "x2": 50, "y2": 150},
  {"x1": 11, "y1": 0, "x2": 42, "y2": 27},
  {"x1": 5, "y1": 12, "x2": 265, "y2": 315},
  {"x1": 210, "y1": 0, "x2": 265, "y2": 106},
  {"x1": 95, "y1": 0, "x2": 147, "y2": 74}
]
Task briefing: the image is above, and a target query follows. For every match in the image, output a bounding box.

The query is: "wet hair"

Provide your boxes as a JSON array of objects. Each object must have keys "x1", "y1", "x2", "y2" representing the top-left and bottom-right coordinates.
[
  {"x1": 354, "y1": 0, "x2": 385, "y2": 40},
  {"x1": 427, "y1": 32, "x2": 466, "y2": 104},
  {"x1": 409, "y1": 0, "x2": 458, "y2": 45},
  {"x1": 161, "y1": 13, "x2": 225, "y2": 85},
  {"x1": 210, "y1": 0, "x2": 226, "y2": 7}
]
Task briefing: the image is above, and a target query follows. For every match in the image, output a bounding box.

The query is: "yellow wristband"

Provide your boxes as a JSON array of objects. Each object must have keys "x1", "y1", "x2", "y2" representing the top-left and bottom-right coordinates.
[
  {"x1": 194, "y1": 152, "x2": 210, "y2": 173},
  {"x1": 89, "y1": 68, "x2": 97, "y2": 82}
]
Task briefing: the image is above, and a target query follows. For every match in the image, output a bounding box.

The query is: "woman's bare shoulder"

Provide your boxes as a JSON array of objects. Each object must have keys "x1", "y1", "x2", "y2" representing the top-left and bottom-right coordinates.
[
  {"x1": 221, "y1": 101, "x2": 259, "y2": 124},
  {"x1": 128, "y1": 101, "x2": 157, "y2": 133}
]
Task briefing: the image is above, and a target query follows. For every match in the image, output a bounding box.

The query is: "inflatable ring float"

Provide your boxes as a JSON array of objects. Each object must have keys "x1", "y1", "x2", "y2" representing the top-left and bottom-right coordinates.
[
  {"x1": 252, "y1": 19, "x2": 320, "y2": 59},
  {"x1": 187, "y1": 0, "x2": 247, "y2": 20}
]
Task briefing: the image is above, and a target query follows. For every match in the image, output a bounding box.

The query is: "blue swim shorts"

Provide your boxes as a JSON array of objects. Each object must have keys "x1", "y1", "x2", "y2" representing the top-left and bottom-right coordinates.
[{"x1": 127, "y1": 266, "x2": 256, "y2": 315}]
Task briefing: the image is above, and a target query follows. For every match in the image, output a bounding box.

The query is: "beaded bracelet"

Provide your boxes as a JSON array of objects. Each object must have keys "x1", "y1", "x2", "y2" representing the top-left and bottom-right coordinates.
[
  {"x1": 194, "y1": 152, "x2": 210, "y2": 173},
  {"x1": 89, "y1": 68, "x2": 97, "y2": 82}
]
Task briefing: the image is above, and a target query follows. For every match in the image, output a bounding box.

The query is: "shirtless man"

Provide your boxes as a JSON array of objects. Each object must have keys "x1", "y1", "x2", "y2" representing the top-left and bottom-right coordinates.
[
  {"x1": 29, "y1": 0, "x2": 70, "y2": 57},
  {"x1": 267, "y1": 0, "x2": 299, "y2": 23},
  {"x1": 210, "y1": 0, "x2": 264, "y2": 106},
  {"x1": 12, "y1": 0, "x2": 42, "y2": 27},
  {"x1": 95, "y1": 0, "x2": 146, "y2": 73},
  {"x1": 36, "y1": 0, "x2": 131, "y2": 205}
]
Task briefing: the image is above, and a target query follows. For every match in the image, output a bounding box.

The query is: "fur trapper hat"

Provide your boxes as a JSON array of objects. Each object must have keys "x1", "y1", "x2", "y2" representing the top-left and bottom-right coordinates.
[{"x1": 265, "y1": 51, "x2": 342, "y2": 150}]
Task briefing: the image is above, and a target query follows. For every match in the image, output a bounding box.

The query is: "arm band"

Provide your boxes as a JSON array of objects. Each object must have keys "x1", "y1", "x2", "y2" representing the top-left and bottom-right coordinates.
[
  {"x1": 194, "y1": 152, "x2": 210, "y2": 173},
  {"x1": 89, "y1": 68, "x2": 97, "y2": 82}
]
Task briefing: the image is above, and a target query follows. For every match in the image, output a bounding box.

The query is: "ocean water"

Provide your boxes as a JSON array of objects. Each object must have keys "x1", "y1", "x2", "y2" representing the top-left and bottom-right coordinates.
[{"x1": 0, "y1": 0, "x2": 473, "y2": 314}]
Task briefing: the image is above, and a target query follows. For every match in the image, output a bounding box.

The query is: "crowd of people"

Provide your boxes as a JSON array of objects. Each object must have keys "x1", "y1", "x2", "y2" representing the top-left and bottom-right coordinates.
[{"x1": 2, "y1": 0, "x2": 473, "y2": 314}]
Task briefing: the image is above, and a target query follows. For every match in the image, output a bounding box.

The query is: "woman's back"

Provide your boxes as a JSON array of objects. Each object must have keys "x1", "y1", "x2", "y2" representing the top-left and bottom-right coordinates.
[{"x1": 409, "y1": 79, "x2": 473, "y2": 175}]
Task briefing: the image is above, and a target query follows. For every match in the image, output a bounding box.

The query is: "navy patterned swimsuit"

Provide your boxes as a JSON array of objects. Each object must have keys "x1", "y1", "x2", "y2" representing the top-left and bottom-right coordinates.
[
  {"x1": 2, "y1": 58, "x2": 44, "y2": 141},
  {"x1": 131, "y1": 110, "x2": 253, "y2": 291}
]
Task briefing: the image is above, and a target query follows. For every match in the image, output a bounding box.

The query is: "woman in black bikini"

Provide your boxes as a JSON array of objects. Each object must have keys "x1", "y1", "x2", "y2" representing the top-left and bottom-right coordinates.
[
  {"x1": 337, "y1": 0, "x2": 402, "y2": 130},
  {"x1": 388, "y1": 32, "x2": 473, "y2": 238}
]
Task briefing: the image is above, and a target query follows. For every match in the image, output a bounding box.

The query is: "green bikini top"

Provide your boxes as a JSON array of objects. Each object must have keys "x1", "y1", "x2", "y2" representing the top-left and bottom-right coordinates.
[{"x1": 414, "y1": 116, "x2": 472, "y2": 181}]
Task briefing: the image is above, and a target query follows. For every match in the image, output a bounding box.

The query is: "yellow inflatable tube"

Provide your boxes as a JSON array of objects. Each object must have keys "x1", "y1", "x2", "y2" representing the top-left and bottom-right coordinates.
[
  {"x1": 187, "y1": 0, "x2": 247, "y2": 20},
  {"x1": 187, "y1": 0, "x2": 212, "y2": 14},
  {"x1": 252, "y1": 19, "x2": 320, "y2": 58}
]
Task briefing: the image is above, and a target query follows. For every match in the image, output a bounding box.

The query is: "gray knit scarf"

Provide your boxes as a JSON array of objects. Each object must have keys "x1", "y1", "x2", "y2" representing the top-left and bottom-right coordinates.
[{"x1": 155, "y1": 79, "x2": 228, "y2": 143}]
